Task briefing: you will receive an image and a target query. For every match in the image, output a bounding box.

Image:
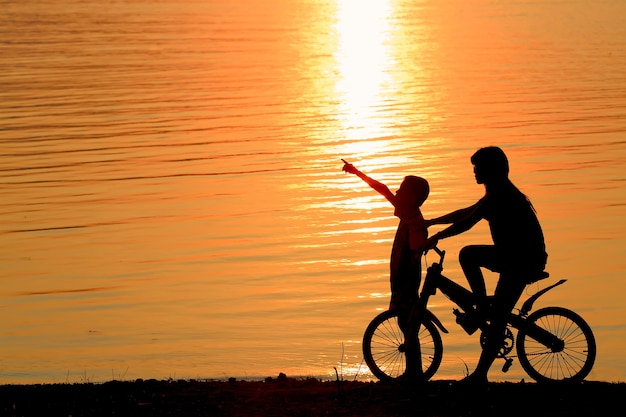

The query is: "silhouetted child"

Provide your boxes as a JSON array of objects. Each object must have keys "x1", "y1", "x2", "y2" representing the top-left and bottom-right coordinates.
[{"x1": 342, "y1": 159, "x2": 429, "y2": 315}]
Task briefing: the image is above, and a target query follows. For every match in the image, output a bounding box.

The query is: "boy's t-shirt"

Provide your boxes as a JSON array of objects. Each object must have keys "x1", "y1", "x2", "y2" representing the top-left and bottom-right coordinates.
[
  {"x1": 478, "y1": 189, "x2": 547, "y2": 273},
  {"x1": 389, "y1": 210, "x2": 427, "y2": 304}
]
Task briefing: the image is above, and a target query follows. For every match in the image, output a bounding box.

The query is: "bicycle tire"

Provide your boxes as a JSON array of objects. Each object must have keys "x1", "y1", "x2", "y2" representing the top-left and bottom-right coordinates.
[
  {"x1": 362, "y1": 309, "x2": 443, "y2": 381},
  {"x1": 516, "y1": 306, "x2": 596, "y2": 383}
]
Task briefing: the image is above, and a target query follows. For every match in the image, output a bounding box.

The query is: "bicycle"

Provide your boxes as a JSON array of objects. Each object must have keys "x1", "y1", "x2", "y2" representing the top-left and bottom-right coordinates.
[{"x1": 362, "y1": 246, "x2": 596, "y2": 383}]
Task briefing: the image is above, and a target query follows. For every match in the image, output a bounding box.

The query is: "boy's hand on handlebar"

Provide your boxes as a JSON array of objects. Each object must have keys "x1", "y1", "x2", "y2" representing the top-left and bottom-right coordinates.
[{"x1": 424, "y1": 235, "x2": 440, "y2": 251}]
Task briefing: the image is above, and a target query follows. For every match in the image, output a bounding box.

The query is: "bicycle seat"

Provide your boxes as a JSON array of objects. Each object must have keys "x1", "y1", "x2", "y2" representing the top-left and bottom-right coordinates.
[{"x1": 527, "y1": 271, "x2": 550, "y2": 284}]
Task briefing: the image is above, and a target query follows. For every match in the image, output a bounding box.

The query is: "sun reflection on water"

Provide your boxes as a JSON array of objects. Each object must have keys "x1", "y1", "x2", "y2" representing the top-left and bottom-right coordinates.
[{"x1": 333, "y1": 0, "x2": 395, "y2": 158}]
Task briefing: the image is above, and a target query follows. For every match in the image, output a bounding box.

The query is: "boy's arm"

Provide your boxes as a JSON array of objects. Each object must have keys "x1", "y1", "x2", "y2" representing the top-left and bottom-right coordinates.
[
  {"x1": 425, "y1": 200, "x2": 484, "y2": 248},
  {"x1": 342, "y1": 160, "x2": 396, "y2": 206},
  {"x1": 426, "y1": 203, "x2": 478, "y2": 226},
  {"x1": 431, "y1": 209, "x2": 481, "y2": 241}
]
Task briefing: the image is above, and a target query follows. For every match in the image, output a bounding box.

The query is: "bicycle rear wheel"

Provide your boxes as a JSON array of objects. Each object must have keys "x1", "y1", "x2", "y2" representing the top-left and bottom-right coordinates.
[
  {"x1": 516, "y1": 306, "x2": 596, "y2": 383},
  {"x1": 362, "y1": 310, "x2": 442, "y2": 381}
]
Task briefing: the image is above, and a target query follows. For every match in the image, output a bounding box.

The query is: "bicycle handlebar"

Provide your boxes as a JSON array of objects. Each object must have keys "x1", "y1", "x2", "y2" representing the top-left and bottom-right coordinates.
[{"x1": 426, "y1": 245, "x2": 446, "y2": 264}]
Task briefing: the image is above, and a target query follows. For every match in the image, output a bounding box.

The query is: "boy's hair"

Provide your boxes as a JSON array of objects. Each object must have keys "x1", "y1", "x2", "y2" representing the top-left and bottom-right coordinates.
[
  {"x1": 403, "y1": 175, "x2": 429, "y2": 206},
  {"x1": 471, "y1": 146, "x2": 509, "y2": 179}
]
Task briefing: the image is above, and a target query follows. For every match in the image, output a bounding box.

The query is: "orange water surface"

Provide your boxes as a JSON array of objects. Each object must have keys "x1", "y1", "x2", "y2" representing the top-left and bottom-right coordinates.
[{"x1": 1, "y1": 0, "x2": 625, "y2": 383}]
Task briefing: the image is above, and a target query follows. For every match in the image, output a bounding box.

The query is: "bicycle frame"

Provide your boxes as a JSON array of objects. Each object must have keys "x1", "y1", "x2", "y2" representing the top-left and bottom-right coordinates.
[{"x1": 412, "y1": 247, "x2": 565, "y2": 351}]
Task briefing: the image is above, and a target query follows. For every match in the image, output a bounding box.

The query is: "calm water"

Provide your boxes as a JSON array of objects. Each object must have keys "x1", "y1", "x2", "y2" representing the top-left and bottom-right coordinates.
[{"x1": 1, "y1": 0, "x2": 626, "y2": 384}]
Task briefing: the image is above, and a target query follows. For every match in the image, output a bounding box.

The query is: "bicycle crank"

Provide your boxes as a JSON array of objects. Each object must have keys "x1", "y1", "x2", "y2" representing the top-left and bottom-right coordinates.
[{"x1": 480, "y1": 327, "x2": 515, "y2": 357}]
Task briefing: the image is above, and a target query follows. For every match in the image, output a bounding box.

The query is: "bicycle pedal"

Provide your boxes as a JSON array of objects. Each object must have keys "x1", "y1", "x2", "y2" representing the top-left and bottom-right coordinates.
[{"x1": 502, "y1": 358, "x2": 514, "y2": 373}]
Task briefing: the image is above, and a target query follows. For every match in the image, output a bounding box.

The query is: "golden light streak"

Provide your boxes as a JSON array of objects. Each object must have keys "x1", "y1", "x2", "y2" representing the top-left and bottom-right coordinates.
[{"x1": 333, "y1": 0, "x2": 395, "y2": 158}]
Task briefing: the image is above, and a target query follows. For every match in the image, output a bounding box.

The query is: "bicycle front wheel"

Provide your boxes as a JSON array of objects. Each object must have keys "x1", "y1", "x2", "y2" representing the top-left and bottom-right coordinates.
[
  {"x1": 516, "y1": 306, "x2": 596, "y2": 383},
  {"x1": 362, "y1": 310, "x2": 443, "y2": 381}
]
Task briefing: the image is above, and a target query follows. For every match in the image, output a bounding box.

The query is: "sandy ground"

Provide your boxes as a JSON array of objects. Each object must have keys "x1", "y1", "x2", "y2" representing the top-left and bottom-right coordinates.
[{"x1": 1, "y1": 374, "x2": 624, "y2": 417}]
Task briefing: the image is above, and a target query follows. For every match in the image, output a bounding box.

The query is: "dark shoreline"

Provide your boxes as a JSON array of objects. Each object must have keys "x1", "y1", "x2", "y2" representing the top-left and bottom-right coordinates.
[{"x1": 1, "y1": 375, "x2": 624, "y2": 416}]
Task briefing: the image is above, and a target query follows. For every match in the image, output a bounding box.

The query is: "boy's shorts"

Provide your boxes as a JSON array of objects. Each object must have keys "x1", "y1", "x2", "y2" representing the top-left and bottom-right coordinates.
[{"x1": 389, "y1": 291, "x2": 416, "y2": 312}]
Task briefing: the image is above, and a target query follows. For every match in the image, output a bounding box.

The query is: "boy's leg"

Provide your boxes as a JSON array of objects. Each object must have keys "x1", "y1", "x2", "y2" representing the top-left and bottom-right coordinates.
[
  {"x1": 459, "y1": 245, "x2": 499, "y2": 301},
  {"x1": 390, "y1": 275, "x2": 423, "y2": 378},
  {"x1": 470, "y1": 274, "x2": 526, "y2": 380}
]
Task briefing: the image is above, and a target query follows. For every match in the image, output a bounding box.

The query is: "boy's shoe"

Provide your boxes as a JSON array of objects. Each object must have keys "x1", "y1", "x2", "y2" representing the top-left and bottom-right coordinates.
[
  {"x1": 457, "y1": 373, "x2": 488, "y2": 387},
  {"x1": 397, "y1": 371, "x2": 426, "y2": 385},
  {"x1": 453, "y1": 309, "x2": 479, "y2": 335},
  {"x1": 464, "y1": 296, "x2": 493, "y2": 330}
]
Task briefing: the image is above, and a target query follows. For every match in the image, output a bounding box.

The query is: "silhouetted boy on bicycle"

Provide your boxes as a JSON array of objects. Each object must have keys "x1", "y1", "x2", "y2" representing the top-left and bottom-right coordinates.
[
  {"x1": 341, "y1": 160, "x2": 429, "y2": 325},
  {"x1": 424, "y1": 146, "x2": 547, "y2": 385}
]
